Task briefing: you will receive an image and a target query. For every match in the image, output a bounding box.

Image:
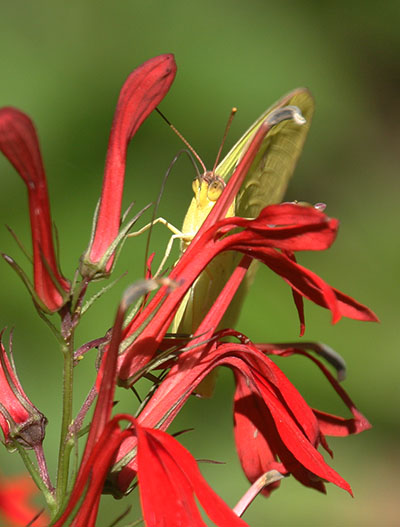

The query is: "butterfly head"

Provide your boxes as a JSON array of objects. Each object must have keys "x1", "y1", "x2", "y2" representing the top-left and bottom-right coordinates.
[{"x1": 192, "y1": 171, "x2": 226, "y2": 208}]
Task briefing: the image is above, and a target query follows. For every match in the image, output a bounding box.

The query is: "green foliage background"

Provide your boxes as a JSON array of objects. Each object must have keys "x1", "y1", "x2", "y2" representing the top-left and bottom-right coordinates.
[{"x1": 0, "y1": 2, "x2": 398, "y2": 526}]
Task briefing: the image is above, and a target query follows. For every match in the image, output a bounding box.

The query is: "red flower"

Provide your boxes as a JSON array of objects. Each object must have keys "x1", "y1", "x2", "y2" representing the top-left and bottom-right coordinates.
[
  {"x1": 53, "y1": 300, "x2": 248, "y2": 527},
  {"x1": 116, "y1": 203, "x2": 377, "y2": 384},
  {"x1": 113, "y1": 332, "x2": 370, "y2": 497},
  {"x1": 0, "y1": 53, "x2": 377, "y2": 525},
  {"x1": 81, "y1": 54, "x2": 176, "y2": 275},
  {"x1": 60, "y1": 201, "x2": 374, "y2": 520},
  {"x1": 108, "y1": 104, "x2": 376, "y2": 385},
  {"x1": 0, "y1": 108, "x2": 70, "y2": 312},
  {"x1": 89, "y1": 108, "x2": 375, "y2": 501},
  {"x1": 232, "y1": 339, "x2": 372, "y2": 496},
  {"x1": 0, "y1": 471, "x2": 47, "y2": 526},
  {"x1": 108, "y1": 234, "x2": 373, "y2": 497},
  {"x1": 136, "y1": 423, "x2": 248, "y2": 527},
  {"x1": 54, "y1": 416, "x2": 249, "y2": 527},
  {"x1": 0, "y1": 334, "x2": 46, "y2": 448}
]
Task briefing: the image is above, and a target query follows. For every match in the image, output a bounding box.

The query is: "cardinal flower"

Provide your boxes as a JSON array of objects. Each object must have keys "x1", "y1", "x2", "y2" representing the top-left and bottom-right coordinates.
[
  {"x1": 85, "y1": 111, "x2": 376, "y2": 501},
  {"x1": 67, "y1": 85, "x2": 375, "y2": 520},
  {"x1": 80, "y1": 53, "x2": 177, "y2": 276},
  {"x1": 0, "y1": 108, "x2": 70, "y2": 312},
  {"x1": 95, "y1": 215, "x2": 374, "y2": 499},
  {"x1": 57, "y1": 204, "x2": 375, "y2": 521},
  {"x1": 0, "y1": 334, "x2": 46, "y2": 449},
  {"x1": 112, "y1": 330, "x2": 370, "y2": 497},
  {"x1": 115, "y1": 202, "x2": 377, "y2": 385},
  {"x1": 53, "y1": 284, "x2": 248, "y2": 527}
]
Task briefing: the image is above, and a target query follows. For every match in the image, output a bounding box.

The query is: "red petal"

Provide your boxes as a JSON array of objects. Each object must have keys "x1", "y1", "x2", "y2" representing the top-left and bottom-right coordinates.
[
  {"x1": 233, "y1": 377, "x2": 285, "y2": 496},
  {"x1": 216, "y1": 204, "x2": 339, "y2": 252},
  {"x1": 314, "y1": 409, "x2": 371, "y2": 436},
  {"x1": 332, "y1": 287, "x2": 379, "y2": 322},
  {"x1": 284, "y1": 250, "x2": 306, "y2": 334},
  {"x1": 246, "y1": 248, "x2": 341, "y2": 323},
  {"x1": 264, "y1": 346, "x2": 372, "y2": 436},
  {"x1": 242, "y1": 365, "x2": 352, "y2": 494},
  {"x1": 89, "y1": 54, "x2": 176, "y2": 264},
  {"x1": 137, "y1": 426, "x2": 249, "y2": 527}
]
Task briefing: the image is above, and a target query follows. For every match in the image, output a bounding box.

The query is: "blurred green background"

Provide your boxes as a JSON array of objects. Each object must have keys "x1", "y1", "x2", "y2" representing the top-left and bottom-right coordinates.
[{"x1": 0, "y1": 2, "x2": 398, "y2": 526}]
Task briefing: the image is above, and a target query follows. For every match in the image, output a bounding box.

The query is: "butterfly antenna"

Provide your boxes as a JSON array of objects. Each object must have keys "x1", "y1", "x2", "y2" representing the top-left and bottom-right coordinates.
[
  {"x1": 156, "y1": 107, "x2": 207, "y2": 174},
  {"x1": 142, "y1": 149, "x2": 198, "y2": 277},
  {"x1": 212, "y1": 107, "x2": 237, "y2": 173}
]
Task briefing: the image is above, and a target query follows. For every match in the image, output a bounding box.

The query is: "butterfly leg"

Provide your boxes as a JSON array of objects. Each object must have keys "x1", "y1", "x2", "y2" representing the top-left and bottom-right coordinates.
[
  {"x1": 128, "y1": 217, "x2": 190, "y2": 276},
  {"x1": 127, "y1": 217, "x2": 182, "y2": 239},
  {"x1": 154, "y1": 232, "x2": 190, "y2": 276}
]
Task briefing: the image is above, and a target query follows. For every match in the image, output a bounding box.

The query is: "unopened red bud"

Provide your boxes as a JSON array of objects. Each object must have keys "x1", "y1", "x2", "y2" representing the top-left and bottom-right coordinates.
[
  {"x1": 0, "y1": 107, "x2": 70, "y2": 312},
  {"x1": 0, "y1": 338, "x2": 46, "y2": 449},
  {"x1": 81, "y1": 54, "x2": 176, "y2": 276}
]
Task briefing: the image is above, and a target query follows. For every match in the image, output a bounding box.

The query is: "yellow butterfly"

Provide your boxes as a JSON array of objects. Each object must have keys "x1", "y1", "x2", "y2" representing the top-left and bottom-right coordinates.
[
  {"x1": 130, "y1": 89, "x2": 314, "y2": 395},
  {"x1": 169, "y1": 88, "x2": 314, "y2": 395}
]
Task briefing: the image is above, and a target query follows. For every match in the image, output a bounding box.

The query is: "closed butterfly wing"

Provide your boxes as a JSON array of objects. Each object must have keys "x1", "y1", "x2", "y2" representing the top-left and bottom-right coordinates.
[
  {"x1": 217, "y1": 88, "x2": 314, "y2": 216},
  {"x1": 173, "y1": 90, "x2": 314, "y2": 396},
  {"x1": 213, "y1": 89, "x2": 315, "y2": 343}
]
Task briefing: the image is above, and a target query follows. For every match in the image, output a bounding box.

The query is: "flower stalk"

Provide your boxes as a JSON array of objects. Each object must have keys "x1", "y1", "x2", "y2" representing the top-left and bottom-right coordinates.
[
  {"x1": 234, "y1": 470, "x2": 285, "y2": 517},
  {"x1": 55, "y1": 338, "x2": 75, "y2": 505}
]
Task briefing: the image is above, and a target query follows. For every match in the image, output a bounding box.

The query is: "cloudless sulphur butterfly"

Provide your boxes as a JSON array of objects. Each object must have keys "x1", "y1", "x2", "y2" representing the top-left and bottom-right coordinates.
[{"x1": 171, "y1": 88, "x2": 314, "y2": 396}]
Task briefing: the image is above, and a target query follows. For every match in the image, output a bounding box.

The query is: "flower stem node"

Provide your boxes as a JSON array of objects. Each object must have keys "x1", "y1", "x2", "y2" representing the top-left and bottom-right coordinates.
[{"x1": 79, "y1": 203, "x2": 151, "y2": 280}]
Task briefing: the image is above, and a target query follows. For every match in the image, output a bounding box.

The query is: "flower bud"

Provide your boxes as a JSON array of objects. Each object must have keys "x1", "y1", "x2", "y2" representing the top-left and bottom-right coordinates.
[
  {"x1": 81, "y1": 54, "x2": 176, "y2": 277},
  {"x1": 0, "y1": 107, "x2": 70, "y2": 312},
  {"x1": 0, "y1": 337, "x2": 46, "y2": 449}
]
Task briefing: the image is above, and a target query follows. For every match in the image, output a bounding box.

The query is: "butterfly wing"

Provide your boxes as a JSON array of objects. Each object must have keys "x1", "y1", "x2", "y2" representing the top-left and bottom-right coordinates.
[
  {"x1": 217, "y1": 88, "x2": 314, "y2": 217},
  {"x1": 213, "y1": 89, "x2": 315, "y2": 336},
  {"x1": 172, "y1": 90, "x2": 314, "y2": 396}
]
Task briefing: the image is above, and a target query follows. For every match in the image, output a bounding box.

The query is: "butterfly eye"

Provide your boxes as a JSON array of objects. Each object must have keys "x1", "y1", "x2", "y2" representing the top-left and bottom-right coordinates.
[{"x1": 207, "y1": 177, "x2": 225, "y2": 202}]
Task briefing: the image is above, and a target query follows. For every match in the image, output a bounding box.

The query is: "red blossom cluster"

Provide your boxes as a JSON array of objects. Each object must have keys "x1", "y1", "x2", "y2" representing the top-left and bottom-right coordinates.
[{"x1": 0, "y1": 54, "x2": 377, "y2": 526}]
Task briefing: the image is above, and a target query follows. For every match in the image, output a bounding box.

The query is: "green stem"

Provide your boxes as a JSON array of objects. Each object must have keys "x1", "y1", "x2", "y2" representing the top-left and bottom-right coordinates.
[
  {"x1": 15, "y1": 443, "x2": 57, "y2": 512},
  {"x1": 55, "y1": 341, "x2": 74, "y2": 506}
]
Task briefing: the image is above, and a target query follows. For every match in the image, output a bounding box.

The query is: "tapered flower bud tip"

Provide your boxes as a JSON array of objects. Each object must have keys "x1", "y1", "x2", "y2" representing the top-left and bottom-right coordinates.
[
  {"x1": 156, "y1": 53, "x2": 175, "y2": 71},
  {"x1": 2, "y1": 251, "x2": 68, "y2": 314}
]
